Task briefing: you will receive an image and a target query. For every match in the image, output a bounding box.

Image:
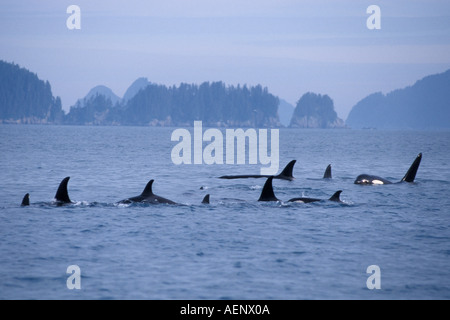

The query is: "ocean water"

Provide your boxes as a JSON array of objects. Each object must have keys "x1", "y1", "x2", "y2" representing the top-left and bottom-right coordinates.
[{"x1": 0, "y1": 125, "x2": 449, "y2": 300}]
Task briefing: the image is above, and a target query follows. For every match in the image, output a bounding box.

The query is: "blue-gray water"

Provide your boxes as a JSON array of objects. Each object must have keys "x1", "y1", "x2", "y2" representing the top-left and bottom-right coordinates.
[{"x1": 0, "y1": 125, "x2": 449, "y2": 300}]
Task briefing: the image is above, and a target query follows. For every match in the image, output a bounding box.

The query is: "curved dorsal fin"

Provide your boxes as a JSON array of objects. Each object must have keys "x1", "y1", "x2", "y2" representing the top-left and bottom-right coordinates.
[
  {"x1": 323, "y1": 164, "x2": 332, "y2": 179},
  {"x1": 55, "y1": 177, "x2": 71, "y2": 203},
  {"x1": 202, "y1": 194, "x2": 210, "y2": 204},
  {"x1": 21, "y1": 193, "x2": 30, "y2": 206},
  {"x1": 141, "y1": 180, "x2": 154, "y2": 196},
  {"x1": 258, "y1": 176, "x2": 279, "y2": 201},
  {"x1": 329, "y1": 190, "x2": 342, "y2": 202},
  {"x1": 276, "y1": 160, "x2": 296, "y2": 180},
  {"x1": 401, "y1": 153, "x2": 422, "y2": 183}
]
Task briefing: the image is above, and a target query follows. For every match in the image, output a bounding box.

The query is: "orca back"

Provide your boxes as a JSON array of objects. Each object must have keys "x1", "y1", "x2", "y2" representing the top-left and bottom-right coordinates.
[
  {"x1": 323, "y1": 164, "x2": 332, "y2": 179},
  {"x1": 141, "y1": 180, "x2": 155, "y2": 197},
  {"x1": 120, "y1": 179, "x2": 177, "y2": 205},
  {"x1": 202, "y1": 194, "x2": 210, "y2": 204},
  {"x1": 276, "y1": 160, "x2": 296, "y2": 180},
  {"x1": 288, "y1": 197, "x2": 321, "y2": 203},
  {"x1": 55, "y1": 177, "x2": 72, "y2": 203},
  {"x1": 329, "y1": 190, "x2": 342, "y2": 202},
  {"x1": 401, "y1": 153, "x2": 422, "y2": 183},
  {"x1": 258, "y1": 177, "x2": 279, "y2": 201},
  {"x1": 21, "y1": 193, "x2": 30, "y2": 206}
]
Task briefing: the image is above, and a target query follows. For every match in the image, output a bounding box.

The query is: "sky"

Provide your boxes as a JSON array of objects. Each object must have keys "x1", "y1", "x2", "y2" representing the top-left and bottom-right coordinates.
[{"x1": 1, "y1": 0, "x2": 450, "y2": 119}]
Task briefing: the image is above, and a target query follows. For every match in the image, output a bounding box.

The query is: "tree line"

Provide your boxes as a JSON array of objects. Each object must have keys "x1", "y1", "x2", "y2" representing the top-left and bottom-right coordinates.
[
  {"x1": 0, "y1": 60, "x2": 281, "y2": 127},
  {"x1": 1, "y1": 60, "x2": 347, "y2": 128},
  {"x1": 65, "y1": 82, "x2": 281, "y2": 127},
  {"x1": 0, "y1": 61, "x2": 64, "y2": 123}
]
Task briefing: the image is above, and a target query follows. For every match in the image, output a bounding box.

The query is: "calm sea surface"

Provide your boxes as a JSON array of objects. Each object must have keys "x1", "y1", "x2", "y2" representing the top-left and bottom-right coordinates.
[{"x1": 0, "y1": 125, "x2": 449, "y2": 300}]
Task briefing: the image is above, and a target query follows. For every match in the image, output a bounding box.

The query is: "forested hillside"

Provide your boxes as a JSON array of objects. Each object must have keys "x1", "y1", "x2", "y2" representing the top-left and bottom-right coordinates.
[
  {"x1": 346, "y1": 69, "x2": 450, "y2": 129},
  {"x1": 290, "y1": 93, "x2": 345, "y2": 128},
  {"x1": 0, "y1": 61, "x2": 64, "y2": 124},
  {"x1": 66, "y1": 82, "x2": 281, "y2": 127}
]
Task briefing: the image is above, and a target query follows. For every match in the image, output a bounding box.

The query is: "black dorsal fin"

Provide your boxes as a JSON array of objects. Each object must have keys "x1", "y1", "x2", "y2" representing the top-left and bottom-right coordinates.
[
  {"x1": 276, "y1": 160, "x2": 296, "y2": 180},
  {"x1": 55, "y1": 177, "x2": 71, "y2": 203},
  {"x1": 258, "y1": 176, "x2": 279, "y2": 201},
  {"x1": 21, "y1": 193, "x2": 30, "y2": 206},
  {"x1": 202, "y1": 194, "x2": 210, "y2": 204},
  {"x1": 401, "y1": 153, "x2": 422, "y2": 183},
  {"x1": 329, "y1": 190, "x2": 342, "y2": 202},
  {"x1": 323, "y1": 164, "x2": 332, "y2": 179},
  {"x1": 141, "y1": 180, "x2": 154, "y2": 197}
]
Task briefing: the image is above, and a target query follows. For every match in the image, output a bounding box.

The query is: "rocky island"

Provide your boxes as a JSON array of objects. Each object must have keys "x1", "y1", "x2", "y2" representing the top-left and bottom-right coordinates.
[{"x1": 289, "y1": 92, "x2": 345, "y2": 128}]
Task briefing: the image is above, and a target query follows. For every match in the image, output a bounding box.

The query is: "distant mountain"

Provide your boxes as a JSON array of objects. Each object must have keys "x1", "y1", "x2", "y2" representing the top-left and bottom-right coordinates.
[
  {"x1": 65, "y1": 85, "x2": 121, "y2": 124},
  {"x1": 0, "y1": 60, "x2": 64, "y2": 124},
  {"x1": 65, "y1": 93, "x2": 118, "y2": 125},
  {"x1": 76, "y1": 85, "x2": 120, "y2": 107},
  {"x1": 290, "y1": 92, "x2": 345, "y2": 128},
  {"x1": 346, "y1": 69, "x2": 450, "y2": 129},
  {"x1": 278, "y1": 99, "x2": 295, "y2": 127},
  {"x1": 79, "y1": 78, "x2": 151, "y2": 106},
  {"x1": 122, "y1": 77, "x2": 151, "y2": 103}
]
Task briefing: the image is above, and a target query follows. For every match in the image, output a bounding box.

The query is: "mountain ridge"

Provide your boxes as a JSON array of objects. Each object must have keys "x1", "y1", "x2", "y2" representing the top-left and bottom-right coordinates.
[
  {"x1": 346, "y1": 69, "x2": 450, "y2": 129},
  {"x1": 2, "y1": 60, "x2": 449, "y2": 129}
]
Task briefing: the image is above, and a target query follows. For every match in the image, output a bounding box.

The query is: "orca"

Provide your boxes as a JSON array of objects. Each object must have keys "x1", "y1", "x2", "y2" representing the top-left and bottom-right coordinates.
[
  {"x1": 355, "y1": 153, "x2": 422, "y2": 185},
  {"x1": 54, "y1": 177, "x2": 73, "y2": 204},
  {"x1": 354, "y1": 174, "x2": 392, "y2": 185},
  {"x1": 202, "y1": 194, "x2": 210, "y2": 204},
  {"x1": 21, "y1": 193, "x2": 30, "y2": 206},
  {"x1": 258, "y1": 176, "x2": 280, "y2": 202},
  {"x1": 20, "y1": 177, "x2": 73, "y2": 206},
  {"x1": 257, "y1": 176, "x2": 343, "y2": 203},
  {"x1": 219, "y1": 160, "x2": 296, "y2": 181},
  {"x1": 288, "y1": 190, "x2": 342, "y2": 203},
  {"x1": 323, "y1": 164, "x2": 332, "y2": 179},
  {"x1": 119, "y1": 180, "x2": 177, "y2": 205}
]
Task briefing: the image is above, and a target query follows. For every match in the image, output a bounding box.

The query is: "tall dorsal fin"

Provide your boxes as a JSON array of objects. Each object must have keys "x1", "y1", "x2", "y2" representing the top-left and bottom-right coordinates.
[
  {"x1": 276, "y1": 160, "x2": 296, "y2": 180},
  {"x1": 401, "y1": 153, "x2": 422, "y2": 183},
  {"x1": 323, "y1": 164, "x2": 332, "y2": 179},
  {"x1": 141, "y1": 180, "x2": 154, "y2": 196},
  {"x1": 329, "y1": 190, "x2": 342, "y2": 202},
  {"x1": 21, "y1": 193, "x2": 30, "y2": 206},
  {"x1": 202, "y1": 194, "x2": 210, "y2": 204},
  {"x1": 55, "y1": 177, "x2": 71, "y2": 203},
  {"x1": 258, "y1": 176, "x2": 279, "y2": 201}
]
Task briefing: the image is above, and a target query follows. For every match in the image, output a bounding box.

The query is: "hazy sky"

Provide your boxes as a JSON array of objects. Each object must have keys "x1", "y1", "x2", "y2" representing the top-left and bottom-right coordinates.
[{"x1": 1, "y1": 0, "x2": 450, "y2": 119}]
